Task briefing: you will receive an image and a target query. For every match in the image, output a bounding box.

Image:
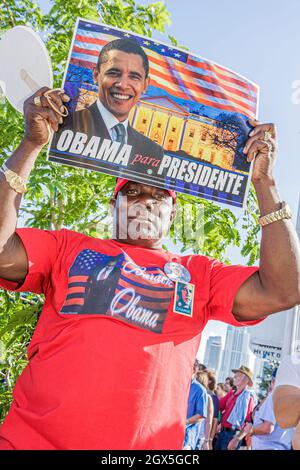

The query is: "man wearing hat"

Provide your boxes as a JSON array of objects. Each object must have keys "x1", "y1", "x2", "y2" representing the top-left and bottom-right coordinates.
[
  {"x1": 273, "y1": 354, "x2": 300, "y2": 450},
  {"x1": 0, "y1": 82, "x2": 299, "y2": 450},
  {"x1": 216, "y1": 365, "x2": 255, "y2": 450}
]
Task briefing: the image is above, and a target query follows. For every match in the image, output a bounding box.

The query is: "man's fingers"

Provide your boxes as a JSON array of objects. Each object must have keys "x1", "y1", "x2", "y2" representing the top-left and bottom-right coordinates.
[
  {"x1": 27, "y1": 87, "x2": 70, "y2": 118},
  {"x1": 248, "y1": 122, "x2": 277, "y2": 138},
  {"x1": 244, "y1": 131, "x2": 265, "y2": 153},
  {"x1": 24, "y1": 86, "x2": 50, "y2": 108},
  {"x1": 248, "y1": 118, "x2": 261, "y2": 127},
  {"x1": 44, "y1": 90, "x2": 70, "y2": 112},
  {"x1": 59, "y1": 92, "x2": 71, "y2": 102},
  {"x1": 245, "y1": 139, "x2": 273, "y2": 162},
  {"x1": 29, "y1": 105, "x2": 60, "y2": 132},
  {"x1": 244, "y1": 130, "x2": 275, "y2": 153}
]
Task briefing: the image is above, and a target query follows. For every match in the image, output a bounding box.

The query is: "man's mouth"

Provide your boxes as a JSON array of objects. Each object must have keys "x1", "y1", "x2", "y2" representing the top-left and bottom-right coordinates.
[{"x1": 111, "y1": 92, "x2": 132, "y2": 101}]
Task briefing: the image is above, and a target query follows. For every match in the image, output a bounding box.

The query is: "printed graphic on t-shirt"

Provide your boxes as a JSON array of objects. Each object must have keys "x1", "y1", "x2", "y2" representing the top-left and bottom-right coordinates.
[
  {"x1": 173, "y1": 281, "x2": 195, "y2": 317},
  {"x1": 60, "y1": 249, "x2": 174, "y2": 333}
]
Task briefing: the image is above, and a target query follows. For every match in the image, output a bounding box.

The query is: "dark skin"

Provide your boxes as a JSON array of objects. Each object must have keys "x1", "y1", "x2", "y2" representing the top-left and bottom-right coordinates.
[
  {"x1": 110, "y1": 181, "x2": 176, "y2": 249},
  {"x1": 0, "y1": 87, "x2": 299, "y2": 323}
]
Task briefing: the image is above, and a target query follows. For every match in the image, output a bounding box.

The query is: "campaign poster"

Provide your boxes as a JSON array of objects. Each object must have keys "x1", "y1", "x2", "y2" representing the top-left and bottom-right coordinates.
[{"x1": 47, "y1": 18, "x2": 259, "y2": 208}]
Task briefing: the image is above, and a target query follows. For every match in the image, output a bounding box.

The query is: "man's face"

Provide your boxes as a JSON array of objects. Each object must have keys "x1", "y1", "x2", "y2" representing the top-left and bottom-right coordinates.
[
  {"x1": 107, "y1": 259, "x2": 118, "y2": 268},
  {"x1": 182, "y1": 285, "x2": 192, "y2": 305},
  {"x1": 233, "y1": 372, "x2": 249, "y2": 389},
  {"x1": 111, "y1": 181, "x2": 175, "y2": 247},
  {"x1": 93, "y1": 50, "x2": 149, "y2": 121},
  {"x1": 169, "y1": 262, "x2": 182, "y2": 278}
]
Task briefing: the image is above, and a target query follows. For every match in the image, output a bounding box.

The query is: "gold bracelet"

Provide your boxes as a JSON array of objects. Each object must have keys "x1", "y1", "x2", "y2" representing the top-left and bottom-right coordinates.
[
  {"x1": 1, "y1": 163, "x2": 27, "y2": 194},
  {"x1": 258, "y1": 201, "x2": 292, "y2": 226}
]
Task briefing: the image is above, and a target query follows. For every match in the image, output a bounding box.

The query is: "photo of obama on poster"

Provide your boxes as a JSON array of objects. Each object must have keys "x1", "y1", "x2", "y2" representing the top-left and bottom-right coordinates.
[{"x1": 48, "y1": 18, "x2": 259, "y2": 208}]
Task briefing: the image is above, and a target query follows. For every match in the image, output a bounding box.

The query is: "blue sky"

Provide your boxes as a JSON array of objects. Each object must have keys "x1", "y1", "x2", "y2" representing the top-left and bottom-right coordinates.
[{"x1": 37, "y1": 0, "x2": 300, "y2": 359}]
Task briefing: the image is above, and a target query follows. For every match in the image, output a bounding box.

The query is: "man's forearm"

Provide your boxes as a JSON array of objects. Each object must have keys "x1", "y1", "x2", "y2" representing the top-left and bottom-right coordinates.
[
  {"x1": 237, "y1": 422, "x2": 273, "y2": 440},
  {"x1": 254, "y1": 178, "x2": 300, "y2": 307},
  {"x1": 210, "y1": 418, "x2": 218, "y2": 440},
  {"x1": 186, "y1": 414, "x2": 203, "y2": 425},
  {"x1": 0, "y1": 138, "x2": 41, "y2": 247}
]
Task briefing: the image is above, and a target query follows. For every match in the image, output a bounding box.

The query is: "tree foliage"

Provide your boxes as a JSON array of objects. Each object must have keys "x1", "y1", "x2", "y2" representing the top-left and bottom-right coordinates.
[
  {"x1": 257, "y1": 360, "x2": 279, "y2": 401},
  {"x1": 0, "y1": 0, "x2": 260, "y2": 423}
]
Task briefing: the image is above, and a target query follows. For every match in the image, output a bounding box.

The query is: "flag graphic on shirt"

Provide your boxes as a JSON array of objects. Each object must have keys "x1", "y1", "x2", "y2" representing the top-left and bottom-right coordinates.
[
  {"x1": 60, "y1": 249, "x2": 175, "y2": 334},
  {"x1": 70, "y1": 20, "x2": 258, "y2": 119}
]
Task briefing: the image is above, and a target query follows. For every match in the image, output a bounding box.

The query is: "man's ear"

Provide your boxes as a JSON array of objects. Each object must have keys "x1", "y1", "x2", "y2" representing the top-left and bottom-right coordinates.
[
  {"x1": 93, "y1": 67, "x2": 99, "y2": 84},
  {"x1": 170, "y1": 204, "x2": 177, "y2": 224},
  {"x1": 143, "y1": 75, "x2": 150, "y2": 93}
]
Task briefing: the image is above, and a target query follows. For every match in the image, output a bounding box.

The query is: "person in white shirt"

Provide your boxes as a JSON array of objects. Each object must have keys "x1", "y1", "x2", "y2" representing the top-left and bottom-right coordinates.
[
  {"x1": 273, "y1": 353, "x2": 300, "y2": 450},
  {"x1": 241, "y1": 368, "x2": 294, "y2": 450}
]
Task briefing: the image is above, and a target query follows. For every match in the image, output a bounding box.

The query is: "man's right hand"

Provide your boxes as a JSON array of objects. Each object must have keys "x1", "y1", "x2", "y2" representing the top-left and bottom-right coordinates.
[
  {"x1": 227, "y1": 437, "x2": 240, "y2": 450},
  {"x1": 23, "y1": 87, "x2": 70, "y2": 148},
  {"x1": 0, "y1": 87, "x2": 70, "y2": 284}
]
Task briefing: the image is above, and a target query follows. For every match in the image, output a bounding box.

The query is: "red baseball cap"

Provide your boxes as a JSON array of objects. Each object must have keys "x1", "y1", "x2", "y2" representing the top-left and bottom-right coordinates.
[{"x1": 113, "y1": 178, "x2": 176, "y2": 203}]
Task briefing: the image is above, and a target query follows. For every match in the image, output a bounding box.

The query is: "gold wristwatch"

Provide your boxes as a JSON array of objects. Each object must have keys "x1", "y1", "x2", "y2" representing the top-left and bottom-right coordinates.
[
  {"x1": 1, "y1": 163, "x2": 27, "y2": 194},
  {"x1": 258, "y1": 201, "x2": 292, "y2": 227}
]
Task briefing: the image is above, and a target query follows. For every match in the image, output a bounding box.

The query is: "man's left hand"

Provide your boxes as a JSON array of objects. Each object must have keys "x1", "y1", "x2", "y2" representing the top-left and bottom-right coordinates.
[{"x1": 243, "y1": 120, "x2": 277, "y2": 184}]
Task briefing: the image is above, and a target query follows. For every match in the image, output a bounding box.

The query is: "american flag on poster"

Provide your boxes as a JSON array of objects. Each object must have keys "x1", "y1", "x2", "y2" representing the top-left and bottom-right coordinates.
[
  {"x1": 70, "y1": 19, "x2": 258, "y2": 119},
  {"x1": 60, "y1": 249, "x2": 174, "y2": 334}
]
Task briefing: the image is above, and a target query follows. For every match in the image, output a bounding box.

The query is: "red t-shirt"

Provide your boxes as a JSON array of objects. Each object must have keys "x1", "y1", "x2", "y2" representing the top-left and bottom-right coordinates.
[
  {"x1": 219, "y1": 389, "x2": 254, "y2": 429},
  {"x1": 0, "y1": 228, "x2": 262, "y2": 450}
]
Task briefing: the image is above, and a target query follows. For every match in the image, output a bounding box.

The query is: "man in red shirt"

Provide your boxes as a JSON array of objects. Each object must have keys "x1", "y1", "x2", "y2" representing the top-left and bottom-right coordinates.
[
  {"x1": 0, "y1": 82, "x2": 299, "y2": 450},
  {"x1": 216, "y1": 366, "x2": 254, "y2": 450}
]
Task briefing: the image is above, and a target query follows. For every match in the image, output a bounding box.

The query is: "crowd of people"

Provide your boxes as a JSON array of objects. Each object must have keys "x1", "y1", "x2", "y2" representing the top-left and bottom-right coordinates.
[{"x1": 184, "y1": 359, "x2": 296, "y2": 451}]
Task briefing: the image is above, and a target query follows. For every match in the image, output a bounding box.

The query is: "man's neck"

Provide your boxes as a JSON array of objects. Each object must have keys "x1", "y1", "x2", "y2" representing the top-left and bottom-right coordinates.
[{"x1": 97, "y1": 98, "x2": 129, "y2": 124}]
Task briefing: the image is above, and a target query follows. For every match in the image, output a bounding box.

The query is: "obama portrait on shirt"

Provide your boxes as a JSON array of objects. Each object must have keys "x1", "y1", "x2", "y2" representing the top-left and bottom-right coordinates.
[{"x1": 80, "y1": 254, "x2": 124, "y2": 314}]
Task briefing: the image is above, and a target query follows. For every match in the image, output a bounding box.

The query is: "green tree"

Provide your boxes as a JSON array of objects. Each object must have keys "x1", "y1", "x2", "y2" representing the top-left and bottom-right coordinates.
[
  {"x1": 0, "y1": 0, "x2": 260, "y2": 423},
  {"x1": 257, "y1": 360, "x2": 279, "y2": 401}
]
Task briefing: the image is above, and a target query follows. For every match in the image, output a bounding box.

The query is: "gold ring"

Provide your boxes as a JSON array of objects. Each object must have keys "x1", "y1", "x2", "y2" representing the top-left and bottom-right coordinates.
[
  {"x1": 43, "y1": 89, "x2": 69, "y2": 117},
  {"x1": 263, "y1": 139, "x2": 273, "y2": 154},
  {"x1": 264, "y1": 131, "x2": 272, "y2": 141},
  {"x1": 33, "y1": 95, "x2": 42, "y2": 107}
]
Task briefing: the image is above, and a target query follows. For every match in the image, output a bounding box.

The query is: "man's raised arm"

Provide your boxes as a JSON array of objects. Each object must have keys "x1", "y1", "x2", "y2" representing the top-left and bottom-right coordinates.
[
  {"x1": 0, "y1": 88, "x2": 69, "y2": 283},
  {"x1": 232, "y1": 119, "x2": 300, "y2": 321}
]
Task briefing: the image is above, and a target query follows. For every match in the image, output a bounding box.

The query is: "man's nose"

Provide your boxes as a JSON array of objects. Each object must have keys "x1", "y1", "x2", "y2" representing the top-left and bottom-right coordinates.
[
  {"x1": 114, "y1": 76, "x2": 130, "y2": 89},
  {"x1": 139, "y1": 194, "x2": 158, "y2": 208}
]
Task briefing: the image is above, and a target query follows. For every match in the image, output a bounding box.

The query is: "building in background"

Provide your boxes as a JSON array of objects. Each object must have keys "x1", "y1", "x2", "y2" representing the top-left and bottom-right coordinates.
[
  {"x1": 203, "y1": 336, "x2": 222, "y2": 372},
  {"x1": 219, "y1": 326, "x2": 256, "y2": 382}
]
